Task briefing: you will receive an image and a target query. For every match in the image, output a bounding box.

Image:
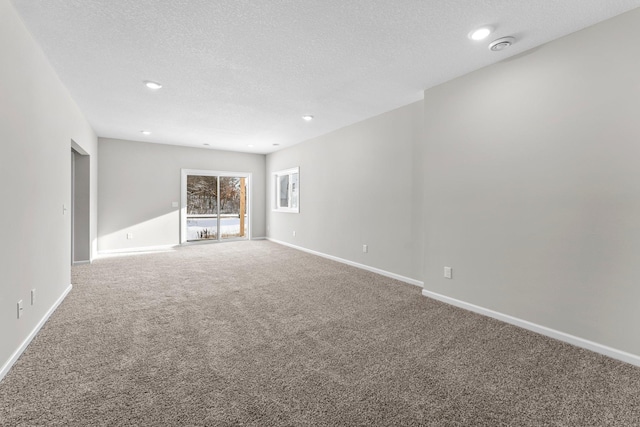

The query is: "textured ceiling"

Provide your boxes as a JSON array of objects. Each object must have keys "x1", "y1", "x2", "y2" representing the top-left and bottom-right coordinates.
[{"x1": 10, "y1": 0, "x2": 640, "y2": 153}]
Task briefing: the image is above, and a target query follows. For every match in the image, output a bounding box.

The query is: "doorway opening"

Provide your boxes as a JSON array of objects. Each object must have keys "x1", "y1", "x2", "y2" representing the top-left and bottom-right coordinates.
[
  {"x1": 71, "y1": 144, "x2": 90, "y2": 264},
  {"x1": 180, "y1": 169, "x2": 251, "y2": 243}
]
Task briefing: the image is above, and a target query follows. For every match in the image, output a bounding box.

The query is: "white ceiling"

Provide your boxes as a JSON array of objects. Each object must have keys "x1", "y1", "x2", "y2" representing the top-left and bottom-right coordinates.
[{"x1": 10, "y1": 0, "x2": 640, "y2": 154}]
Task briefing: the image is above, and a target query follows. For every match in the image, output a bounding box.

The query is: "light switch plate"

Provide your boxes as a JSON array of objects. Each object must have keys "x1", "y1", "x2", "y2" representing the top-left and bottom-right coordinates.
[{"x1": 444, "y1": 267, "x2": 453, "y2": 279}]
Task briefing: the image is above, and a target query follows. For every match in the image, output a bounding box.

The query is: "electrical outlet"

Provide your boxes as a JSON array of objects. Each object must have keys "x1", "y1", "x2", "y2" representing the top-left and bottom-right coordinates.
[
  {"x1": 362, "y1": 244, "x2": 368, "y2": 253},
  {"x1": 31, "y1": 289, "x2": 36, "y2": 305},
  {"x1": 171, "y1": 201, "x2": 179, "y2": 208},
  {"x1": 17, "y1": 300, "x2": 23, "y2": 319},
  {"x1": 127, "y1": 233, "x2": 133, "y2": 240},
  {"x1": 292, "y1": 230, "x2": 296, "y2": 237},
  {"x1": 444, "y1": 266, "x2": 453, "y2": 279}
]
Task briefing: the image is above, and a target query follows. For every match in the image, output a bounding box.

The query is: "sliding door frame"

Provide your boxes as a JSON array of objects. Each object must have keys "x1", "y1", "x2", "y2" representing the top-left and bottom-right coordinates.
[{"x1": 180, "y1": 169, "x2": 252, "y2": 244}]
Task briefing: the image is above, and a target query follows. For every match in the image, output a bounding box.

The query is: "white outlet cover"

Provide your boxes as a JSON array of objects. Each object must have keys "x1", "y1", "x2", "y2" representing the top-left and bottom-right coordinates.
[
  {"x1": 172, "y1": 201, "x2": 179, "y2": 208},
  {"x1": 444, "y1": 267, "x2": 453, "y2": 279}
]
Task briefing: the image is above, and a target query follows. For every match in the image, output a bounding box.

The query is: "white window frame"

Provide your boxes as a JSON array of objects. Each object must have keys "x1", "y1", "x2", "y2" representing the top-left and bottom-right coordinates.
[
  {"x1": 273, "y1": 167, "x2": 299, "y2": 213},
  {"x1": 180, "y1": 169, "x2": 252, "y2": 243}
]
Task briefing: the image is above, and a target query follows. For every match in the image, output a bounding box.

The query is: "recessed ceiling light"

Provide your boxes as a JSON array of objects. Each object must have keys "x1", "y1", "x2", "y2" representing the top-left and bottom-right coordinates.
[
  {"x1": 140, "y1": 130, "x2": 151, "y2": 135},
  {"x1": 302, "y1": 115, "x2": 314, "y2": 121},
  {"x1": 248, "y1": 144, "x2": 254, "y2": 147},
  {"x1": 144, "y1": 80, "x2": 163, "y2": 90},
  {"x1": 469, "y1": 26, "x2": 493, "y2": 41}
]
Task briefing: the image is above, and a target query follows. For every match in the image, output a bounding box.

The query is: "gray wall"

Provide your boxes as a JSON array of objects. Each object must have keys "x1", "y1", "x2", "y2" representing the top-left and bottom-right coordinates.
[
  {"x1": 421, "y1": 8, "x2": 640, "y2": 356},
  {"x1": 0, "y1": 0, "x2": 97, "y2": 376},
  {"x1": 266, "y1": 101, "x2": 424, "y2": 281},
  {"x1": 98, "y1": 138, "x2": 266, "y2": 252},
  {"x1": 72, "y1": 150, "x2": 91, "y2": 263}
]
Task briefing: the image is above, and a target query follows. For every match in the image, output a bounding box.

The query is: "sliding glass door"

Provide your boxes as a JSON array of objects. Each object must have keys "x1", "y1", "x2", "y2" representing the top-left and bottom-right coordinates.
[
  {"x1": 186, "y1": 175, "x2": 219, "y2": 241},
  {"x1": 181, "y1": 170, "x2": 250, "y2": 243},
  {"x1": 219, "y1": 176, "x2": 247, "y2": 240}
]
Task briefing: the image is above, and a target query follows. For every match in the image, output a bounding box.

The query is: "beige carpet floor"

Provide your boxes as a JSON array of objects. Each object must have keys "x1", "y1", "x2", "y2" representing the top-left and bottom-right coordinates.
[{"x1": 1, "y1": 240, "x2": 639, "y2": 426}]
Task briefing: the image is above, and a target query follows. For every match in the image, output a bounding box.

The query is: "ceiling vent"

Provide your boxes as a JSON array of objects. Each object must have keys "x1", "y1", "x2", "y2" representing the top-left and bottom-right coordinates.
[{"x1": 489, "y1": 37, "x2": 515, "y2": 51}]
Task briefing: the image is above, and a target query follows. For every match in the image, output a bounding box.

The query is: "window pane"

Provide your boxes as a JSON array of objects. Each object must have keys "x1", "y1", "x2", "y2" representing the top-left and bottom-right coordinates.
[
  {"x1": 186, "y1": 175, "x2": 218, "y2": 241},
  {"x1": 279, "y1": 175, "x2": 290, "y2": 208},
  {"x1": 290, "y1": 172, "x2": 299, "y2": 209},
  {"x1": 187, "y1": 175, "x2": 217, "y2": 214},
  {"x1": 273, "y1": 167, "x2": 299, "y2": 213},
  {"x1": 219, "y1": 177, "x2": 247, "y2": 239}
]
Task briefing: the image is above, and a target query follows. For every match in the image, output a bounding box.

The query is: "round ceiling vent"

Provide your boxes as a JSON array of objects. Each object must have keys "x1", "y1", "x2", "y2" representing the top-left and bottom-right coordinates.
[{"x1": 489, "y1": 37, "x2": 516, "y2": 51}]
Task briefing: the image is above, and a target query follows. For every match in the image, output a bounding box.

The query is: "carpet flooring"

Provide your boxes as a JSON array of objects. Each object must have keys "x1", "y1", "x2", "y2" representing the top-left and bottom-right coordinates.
[{"x1": 1, "y1": 240, "x2": 639, "y2": 426}]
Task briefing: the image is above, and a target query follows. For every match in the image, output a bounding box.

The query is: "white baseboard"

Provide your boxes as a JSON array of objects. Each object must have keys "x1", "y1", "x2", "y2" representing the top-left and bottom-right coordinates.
[
  {"x1": 72, "y1": 260, "x2": 91, "y2": 266},
  {"x1": 0, "y1": 284, "x2": 73, "y2": 382},
  {"x1": 267, "y1": 238, "x2": 423, "y2": 288},
  {"x1": 422, "y1": 288, "x2": 640, "y2": 368},
  {"x1": 251, "y1": 236, "x2": 267, "y2": 240}
]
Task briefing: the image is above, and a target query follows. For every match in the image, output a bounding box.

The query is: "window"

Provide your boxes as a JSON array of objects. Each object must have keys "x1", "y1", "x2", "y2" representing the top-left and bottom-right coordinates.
[
  {"x1": 180, "y1": 169, "x2": 251, "y2": 243},
  {"x1": 273, "y1": 167, "x2": 299, "y2": 213}
]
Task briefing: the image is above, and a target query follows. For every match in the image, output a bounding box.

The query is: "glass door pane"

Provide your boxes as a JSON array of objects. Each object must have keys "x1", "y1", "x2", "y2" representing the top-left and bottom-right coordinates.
[
  {"x1": 186, "y1": 175, "x2": 218, "y2": 241},
  {"x1": 219, "y1": 176, "x2": 248, "y2": 239}
]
